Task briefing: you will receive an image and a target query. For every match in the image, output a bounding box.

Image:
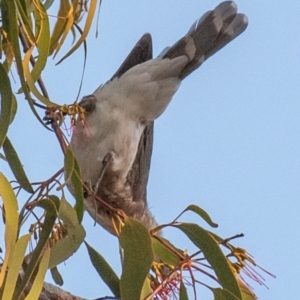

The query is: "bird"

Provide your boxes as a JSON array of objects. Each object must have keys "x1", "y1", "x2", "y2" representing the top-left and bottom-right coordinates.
[{"x1": 67, "y1": 1, "x2": 248, "y2": 235}]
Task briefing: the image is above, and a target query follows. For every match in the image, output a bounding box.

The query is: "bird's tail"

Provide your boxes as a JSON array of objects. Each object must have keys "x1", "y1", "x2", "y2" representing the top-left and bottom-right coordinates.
[{"x1": 161, "y1": 1, "x2": 248, "y2": 79}]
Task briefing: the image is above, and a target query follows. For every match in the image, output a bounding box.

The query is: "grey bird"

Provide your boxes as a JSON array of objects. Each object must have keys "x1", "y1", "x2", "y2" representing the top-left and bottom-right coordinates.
[{"x1": 68, "y1": 1, "x2": 248, "y2": 235}]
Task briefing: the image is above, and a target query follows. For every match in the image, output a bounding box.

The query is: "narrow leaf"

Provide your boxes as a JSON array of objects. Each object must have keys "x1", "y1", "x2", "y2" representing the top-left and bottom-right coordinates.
[
  {"x1": 119, "y1": 217, "x2": 153, "y2": 300},
  {"x1": 179, "y1": 280, "x2": 189, "y2": 300},
  {"x1": 3, "y1": 137, "x2": 33, "y2": 193},
  {"x1": 0, "y1": 173, "x2": 19, "y2": 288},
  {"x1": 53, "y1": 5, "x2": 74, "y2": 59},
  {"x1": 2, "y1": 234, "x2": 31, "y2": 300},
  {"x1": 64, "y1": 148, "x2": 84, "y2": 223},
  {"x1": 211, "y1": 288, "x2": 231, "y2": 300},
  {"x1": 15, "y1": 1, "x2": 36, "y2": 45},
  {"x1": 22, "y1": 47, "x2": 56, "y2": 106},
  {"x1": 211, "y1": 287, "x2": 254, "y2": 300},
  {"x1": 4, "y1": 1, "x2": 32, "y2": 104},
  {"x1": 43, "y1": 0, "x2": 55, "y2": 10},
  {"x1": 238, "y1": 280, "x2": 257, "y2": 300},
  {"x1": 24, "y1": 248, "x2": 51, "y2": 300},
  {"x1": 56, "y1": 0, "x2": 97, "y2": 64},
  {"x1": 85, "y1": 241, "x2": 120, "y2": 297},
  {"x1": 48, "y1": 198, "x2": 85, "y2": 268},
  {"x1": 177, "y1": 223, "x2": 242, "y2": 300},
  {"x1": 48, "y1": 223, "x2": 85, "y2": 269},
  {"x1": 176, "y1": 204, "x2": 218, "y2": 228},
  {"x1": 47, "y1": 195, "x2": 61, "y2": 212},
  {"x1": 58, "y1": 196, "x2": 79, "y2": 227},
  {"x1": 9, "y1": 94, "x2": 17, "y2": 124},
  {"x1": 0, "y1": 63, "x2": 13, "y2": 148},
  {"x1": 3, "y1": 0, "x2": 51, "y2": 130},
  {"x1": 13, "y1": 199, "x2": 57, "y2": 300},
  {"x1": 140, "y1": 277, "x2": 152, "y2": 300},
  {"x1": 151, "y1": 237, "x2": 180, "y2": 267},
  {"x1": 31, "y1": 1, "x2": 50, "y2": 83},
  {"x1": 49, "y1": 0, "x2": 70, "y2": 55},
  {"x1": 50, "y1": 266, "x2": 64, "y2": 286}
]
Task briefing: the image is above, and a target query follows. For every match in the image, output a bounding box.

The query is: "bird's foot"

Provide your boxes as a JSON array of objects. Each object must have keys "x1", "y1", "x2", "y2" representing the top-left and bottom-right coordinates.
[{"x1": 93, "y1": 151, "x2": 116, "y2": 194}]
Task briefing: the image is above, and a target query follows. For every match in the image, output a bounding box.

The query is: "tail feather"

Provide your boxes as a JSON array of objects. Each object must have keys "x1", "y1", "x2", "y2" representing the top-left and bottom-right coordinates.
[{"x1": 163, "y1": 1, "x2": 248, "y2": 79}]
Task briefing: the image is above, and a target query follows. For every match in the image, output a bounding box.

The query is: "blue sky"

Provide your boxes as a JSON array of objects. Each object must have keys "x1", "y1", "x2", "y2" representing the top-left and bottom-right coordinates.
[{"x1": 1, "y1": 0, "x2": 299, "y2": 299}]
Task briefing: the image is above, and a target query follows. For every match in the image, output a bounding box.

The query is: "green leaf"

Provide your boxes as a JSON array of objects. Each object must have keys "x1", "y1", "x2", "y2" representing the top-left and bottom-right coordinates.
[
  {"x1": 15, "y1": 1, "x2": 35, "y2": 46},
  {"x1": 43, "y1": 0, "x2": 55, "y2": 10},
  {"x1": 211, "y1": 286, "x2": 255, "y2": 300},
  {"x1": 48, "y1": 222, "x2": 85, "y2": 269},
  {"x1": 50, "y1": 266, "x2": 64, "y2": 286},
  {"x1": 151, "y1": 236, "x2": 180, "y2": 267},
  {"x1": 55, "y1": 0, "x2": 98, "y2": 64},
  {"x1": 47, "y1": 195, "x2": 61, "y2": 212},
  {"x1": 238, "y1": 280, "x2": 257, "y2": 300},
  {"x1": 10, "y1": 94, "x2": 17, "y2": 124},
  {"x1": 85, "y1": 241, "x2": 120, "y2": 297},
  {"x1": 48, "y1": 197, "x2": 85, "y2": 268},
  {"x1": 24, "y1": 248, "x2": 51, "y2": 300},
  {"x1": 3, "y1": 137, "x2": 34, "y2": 193},
  {"x1": 140, "y1": 276, "x2": 152, "y2": 300},
  {"x1": 58, "y1": 196, "x2": 79, "y2": 226},
  {"x1": 3, "y1": 0, "x2": 50, "y2": 128},
  {"x1": 119, "y1": 217, "x2": 153, "y2": 300},
  {"x1": 0, "y1": 63, "x2": 13, "y2": 148},
  {"x1": 176, "y1": 204, "x2": 218, "y2": 228},
  {"x1": 0, "y1": 172, "x2": 19, "y2": 288},
  {"x1": 49, "y1": 0, "x2": 69, "y2": 55},
  {"x1": 52, "y1": 4, "x2": 74, "y2": 60},
  {"x1": 13, "y1": 199, "x2": 57, "y2": 300},
  {"x1": 22, "y1": 46, "x2": 56, "y2": 106},
  {"x1": 2, "y1": 234, "x2": 31, "y2": 300},
  {"x1": 64, "y1": 148, "x2": 84, "y2": 223},
  {"x1": 179, "y1": 280, "x2": 189, "y2": 300},
  {"x1": 4, "y1": 1, "x2": 28, "y2": 99},
  {"x1": 31, "y1": 1, "x2": 50, "y2": 83},
  {"x1": 176, "y1": 223, "x2": 242, "y2": 300},
  {"x1": 211, "y1": 288, "x2": 234, "y2": 300}
]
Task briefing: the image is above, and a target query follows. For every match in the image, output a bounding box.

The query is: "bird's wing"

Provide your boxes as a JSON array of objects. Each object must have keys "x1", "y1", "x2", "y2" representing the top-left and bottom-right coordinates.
[
  {"x1": 110, "y1": 33, "x2": 154, "y2": 205},
  {"x1": 111, "y1": 33, "x2": 153, "y2": 80}
]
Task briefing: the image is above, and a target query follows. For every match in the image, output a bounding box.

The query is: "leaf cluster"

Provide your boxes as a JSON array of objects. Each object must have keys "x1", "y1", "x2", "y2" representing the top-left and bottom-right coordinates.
[{"x1": 0, "y1": 1, "x2": 268, "y2": 299}]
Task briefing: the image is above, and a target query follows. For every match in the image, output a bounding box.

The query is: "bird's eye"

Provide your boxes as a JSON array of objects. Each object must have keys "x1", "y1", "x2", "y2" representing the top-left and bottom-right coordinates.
[{"x1": 79, "y1": 95, "x2": 97, "y2": 113}]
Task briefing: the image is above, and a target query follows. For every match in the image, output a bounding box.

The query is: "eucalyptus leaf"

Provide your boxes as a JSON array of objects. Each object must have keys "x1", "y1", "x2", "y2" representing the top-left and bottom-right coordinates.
[
  {"x1": 85, "y1": 241, "x2": 120, "y2": 297},
  {"x1": 0, "y1": 63, "x2": 13, "y2": 148},
  {"x1": 50, "y1": 266, "x2": 64, "y2": 286},
  {"x1": 64, "y1": 148, "x2": 84, "y2": 223},
  {"x1": 31, "y1": 1, "x2": 50, "y2": 83},
  {"x1": 151, "y1": 237, "x2": 180, "y2": 267},
  {"x1": 179, "y1": 280, "x2": 189, "y2": 300},
  {"x1": 2, "y1": 234, "x2": 30, "y2": 300},
  {"x1": 177, "y1": 223, "x2": 242, "y2": 300},
  {"x1": 48, "y1": 198, "x2": 85, "y2": 268},
  {"x1": 3, "y1": 137, "x2": 33, "y2": 193},
  {"x1": 55, "y1": 0, "x2": 97, "y2": 64},
  {"x1": 24, "y1": 248, "x2": 51, "y2": 300},
  {"x1": 0, "y1": 172, "x2": 19, "y2": 288},
  {"x1": 176, "y1": 204, "x2": 218, "y2": 228},
  {"x1": 119, "y1": 217, "x2": 153, "y2": 300},
  {"x1": 13, "y1": 199, "x2": 57, "y2": 300}
]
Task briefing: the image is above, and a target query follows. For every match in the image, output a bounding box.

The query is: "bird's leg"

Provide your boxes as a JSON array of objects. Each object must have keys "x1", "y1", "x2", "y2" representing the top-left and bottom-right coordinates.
[
  {"x1": 93, "y1": 151, "x2": 116, "y2": 194},
  {"x1": 82, "y1": 151, "x2": 115, "y2": 198}
]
